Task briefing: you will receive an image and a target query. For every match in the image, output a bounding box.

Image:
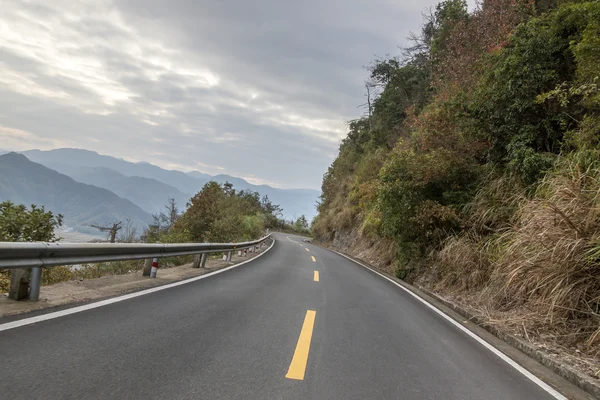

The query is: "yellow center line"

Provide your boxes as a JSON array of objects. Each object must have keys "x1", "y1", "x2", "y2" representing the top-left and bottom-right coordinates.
[
  {"x1": 311, "y1": 256, "x2": 316, "y2": 262},
  {"x1": 286, "y1": 310, "x2": 317, "y2": 380},
  {"x1": 305, "y1": 248, "x2": 310, "y2": 252},
  {"x1": 314, "y1": 271, "x2": 319, "y2": 282}
]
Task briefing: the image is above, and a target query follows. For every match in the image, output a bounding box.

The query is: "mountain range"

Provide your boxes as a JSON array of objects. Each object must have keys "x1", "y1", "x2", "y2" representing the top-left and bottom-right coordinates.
[
  {"x1": 0, "y1": 153, "x2": 152, "y2": 235},
  {"x1": 0, "y1": 148, "x2": 319, "y2": 235}
]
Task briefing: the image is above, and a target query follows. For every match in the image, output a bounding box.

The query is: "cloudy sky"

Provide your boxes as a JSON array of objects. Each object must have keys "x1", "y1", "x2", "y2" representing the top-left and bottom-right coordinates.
[{"x1": 0, "y1": 0, "x2": 442, "y2": 189}]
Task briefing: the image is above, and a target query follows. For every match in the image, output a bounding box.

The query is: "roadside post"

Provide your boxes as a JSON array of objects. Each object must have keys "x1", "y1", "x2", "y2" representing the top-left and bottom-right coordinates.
[
  {"x1": 143, "y1": 259, "x2": 152, "y2": 276},
  {"x1": 150, "y1": 257, "x2": 159, "y2": 278}
]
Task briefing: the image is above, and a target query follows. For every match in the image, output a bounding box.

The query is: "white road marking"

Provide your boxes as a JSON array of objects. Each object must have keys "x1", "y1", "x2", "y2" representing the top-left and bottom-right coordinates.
[
  {"x1": 332, "y1": 250, "x2": 567, "y2": 400},
  {"x1": 0, "y1": 240, "x2": 276, "y2": 332},
  {"x1": 286, "y1": 236, "x2": 305, "y2": 246}
]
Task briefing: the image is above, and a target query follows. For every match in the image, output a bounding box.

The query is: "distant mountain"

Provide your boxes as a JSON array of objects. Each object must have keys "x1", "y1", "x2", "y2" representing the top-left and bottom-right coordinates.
[
  {"x1": 210, "y1": 175, "x2": 318, "y2": 221},
  {"x1": 0, "y1": 153, "x2": 152, "y2": 235},
  {"x1": 186, "y1": 170, "x2": 212, "y2": 181},
  {"x1": 23, "y1": 149, "x2": 205, "y2": 194},
  {"x1": 45, "y1": 163, "x2": 191, "y2": 214},
  {"x1": 20, "y1": 148, "x2": 320, "y2": 220}
]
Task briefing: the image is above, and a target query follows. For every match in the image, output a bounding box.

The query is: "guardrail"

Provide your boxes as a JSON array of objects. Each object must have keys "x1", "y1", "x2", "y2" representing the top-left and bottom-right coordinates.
[{"x1": 0, "y1": 234, "x2": 272, "y2": 301}]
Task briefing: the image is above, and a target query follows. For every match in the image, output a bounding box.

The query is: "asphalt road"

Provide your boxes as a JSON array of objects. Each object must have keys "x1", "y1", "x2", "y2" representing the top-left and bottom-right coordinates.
[{"x1": 0, "y1": 233, "x2": 581, "y2": 399}]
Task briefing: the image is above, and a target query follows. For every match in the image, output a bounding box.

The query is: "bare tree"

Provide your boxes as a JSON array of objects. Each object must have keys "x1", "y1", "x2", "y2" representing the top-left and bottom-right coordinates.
[
  {"x1": 90, "y1": 221, "x2": 122, "y2": 243},
  {"x1": 358, "y1": 80, "x2": 376, "y2": 132},
  {"x1": 165, "y1": 198, "x2": 179, "y2": 229},
  {"x1": 118, "y1": 219, "x2": 137, "y2": 243}
]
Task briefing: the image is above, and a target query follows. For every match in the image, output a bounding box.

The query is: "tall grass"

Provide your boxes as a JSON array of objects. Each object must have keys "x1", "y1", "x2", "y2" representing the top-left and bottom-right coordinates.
[
  {"x1": 432, "y1": 155, "x2": 600, "y2": 351},
  {"x1": 487, "y1": 158, "x2": 600, "y2": 348}
]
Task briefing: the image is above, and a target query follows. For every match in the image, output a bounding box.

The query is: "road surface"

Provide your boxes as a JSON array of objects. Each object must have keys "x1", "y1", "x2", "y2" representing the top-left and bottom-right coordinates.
[{"x1": 0, "y1": 233, "x2": 584, "y2": 399}]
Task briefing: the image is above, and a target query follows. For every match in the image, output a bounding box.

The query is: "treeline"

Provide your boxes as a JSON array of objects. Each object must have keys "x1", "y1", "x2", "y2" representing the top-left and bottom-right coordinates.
[
  {"x1": 0, "y1": 181, "x2": 289, "y2": 292},
  {"x1": 143, "y1": 181, "x2": 283, "y2": 243},
  {"x1": 314, "y1": 0, "x2": 600, "y2": 352}
]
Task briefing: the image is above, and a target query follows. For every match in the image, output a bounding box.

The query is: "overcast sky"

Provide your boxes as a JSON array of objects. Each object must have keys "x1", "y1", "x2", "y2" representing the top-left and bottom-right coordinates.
[{"x1": 0, "y1": 0, "x2": 443, "y2": 189}]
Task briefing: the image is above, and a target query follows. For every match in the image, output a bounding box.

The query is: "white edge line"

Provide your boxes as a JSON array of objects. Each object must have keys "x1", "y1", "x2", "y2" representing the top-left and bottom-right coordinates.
[
  {"x1": 0, "y1": 240, "x2": 276, "y2": 333},
  {"x1": 331, "y1": 250, "x2": 567, "y2": 400},
  {"x1": 286, "y1": 236, "x2": 304, "y2": 247}
]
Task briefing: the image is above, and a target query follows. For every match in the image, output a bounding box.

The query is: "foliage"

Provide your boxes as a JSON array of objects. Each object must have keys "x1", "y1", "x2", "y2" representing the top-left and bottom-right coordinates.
[
  {"x1": 295, "y1": 215, "x2": 309, "y2": 231},
  {"x1": 314, "y1": 0, "x2": 600, "y2": 352},
  {"x1": 173, "y1": 181, "x2": 281, "y2": 243},
  {"x1": 142, "y1": 198, "x2": 186, "y2": 243},
  {"x1": 0, "y1": 201, "x2": 62, "y2": 242},
  {"x1": 0, "y1": 201, "x2": 63, "y2": 292}
]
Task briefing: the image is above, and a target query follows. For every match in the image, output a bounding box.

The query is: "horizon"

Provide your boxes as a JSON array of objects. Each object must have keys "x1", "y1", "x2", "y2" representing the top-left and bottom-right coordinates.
[{"x1": 0, "y1": 147, "x2": 320, "y2": 191}]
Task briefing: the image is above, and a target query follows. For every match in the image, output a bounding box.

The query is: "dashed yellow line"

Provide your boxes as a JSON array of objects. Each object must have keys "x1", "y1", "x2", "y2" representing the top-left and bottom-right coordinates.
[
  {"x1": 286, "y1": 310, "x2": 317, "y2": 380},
  {"x1": 305, "y1": 248, "x2": 310, "y2": 252},
  {"x1": 314, "y1": 271, "x2": 319, "y2": 282},
  {"x1": 311, "y1": 256, "x2": 316, "y2": 262}
]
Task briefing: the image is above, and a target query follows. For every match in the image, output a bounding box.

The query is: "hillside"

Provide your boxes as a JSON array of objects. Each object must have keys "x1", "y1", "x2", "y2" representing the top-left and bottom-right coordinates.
[
  {"x1": 23, "y1": 148, "x2": 203, "y2": 194},
  {"x1": 23, "y1": 148, "x2": 320, "y2": 220},
  {"x1": 185, "y1": 170, "x2": 212, "y2": 181},
  {"x1": 46, "y1": 163, "x2": 191, "y2": 214},
  {"x1": 313, "y1": 0, "x2": 600, "y2": 377},
  {"x1": 0, "y1": 153, "x2": 152, "y2": 234}
]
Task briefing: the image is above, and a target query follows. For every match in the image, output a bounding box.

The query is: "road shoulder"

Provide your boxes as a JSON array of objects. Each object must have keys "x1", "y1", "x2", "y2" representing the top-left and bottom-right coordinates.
[{"x1": 322, "y1": 246, "x2": 596, "y2": 400}]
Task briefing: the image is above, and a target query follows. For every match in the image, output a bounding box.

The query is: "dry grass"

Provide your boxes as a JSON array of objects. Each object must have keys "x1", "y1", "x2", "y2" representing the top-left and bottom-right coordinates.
[
  {"x1": 0, "y1": 270, "x2": 9, "y2": 293},
  {"x1": 434, "y1": 233, "x2": 492, "y2": 292},
  {"x1": 486, "y1": 159, "x2": 600, "y2": 349},
  {"x1": 464, "y1": 171, "x2": 523, "y2": 234},
  {"x1": 429, "y1": 156, "x2": 600, "y2": 355},
  {"x1": 41, "y1": 255, "x2": 195, "y2": 285}
]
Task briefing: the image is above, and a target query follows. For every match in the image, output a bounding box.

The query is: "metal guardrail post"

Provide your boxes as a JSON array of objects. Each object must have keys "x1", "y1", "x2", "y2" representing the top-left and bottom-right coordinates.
[
  {"x1": 227, "y1": 251, "x2": 232, "y2": 262},
  {"x1": 200, "y1": 253, "x2": 207, "y2": 268},
  {"x1": 29, "y1": 266, "x2": 42, "y2": 301}
]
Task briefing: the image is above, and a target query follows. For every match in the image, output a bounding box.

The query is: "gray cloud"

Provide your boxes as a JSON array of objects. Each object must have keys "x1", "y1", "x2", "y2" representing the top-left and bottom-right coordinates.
[{"x1": 0, "y1": 0, "x2": 439, "y2": 189}]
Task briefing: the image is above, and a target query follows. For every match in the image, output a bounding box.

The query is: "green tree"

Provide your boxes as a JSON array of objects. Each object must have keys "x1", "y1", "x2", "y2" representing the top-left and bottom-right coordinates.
[
  {"x1": 0, "y1": 201, "x2": 62, "y2": 242},
  {"x1": 295, "y1": 215, "x2": 309, "y2": 231},
  {"x1": 174, "y1": 181, "x2": 281, "y2": 243},
  {"x1": 0, "y1": 201, "x2": 63, "y2": 296}
]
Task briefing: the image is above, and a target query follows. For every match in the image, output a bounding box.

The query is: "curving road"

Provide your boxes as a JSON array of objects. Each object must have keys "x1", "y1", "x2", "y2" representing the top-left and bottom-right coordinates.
[{"x1": 0, "y1": 233, "x2": 589, "y2": 399}]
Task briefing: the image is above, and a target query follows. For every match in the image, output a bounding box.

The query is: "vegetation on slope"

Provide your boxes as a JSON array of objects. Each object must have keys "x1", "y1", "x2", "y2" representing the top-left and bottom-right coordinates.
[{"x1": 314, "y1": 0, "x2": 600, "y2": 355}]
